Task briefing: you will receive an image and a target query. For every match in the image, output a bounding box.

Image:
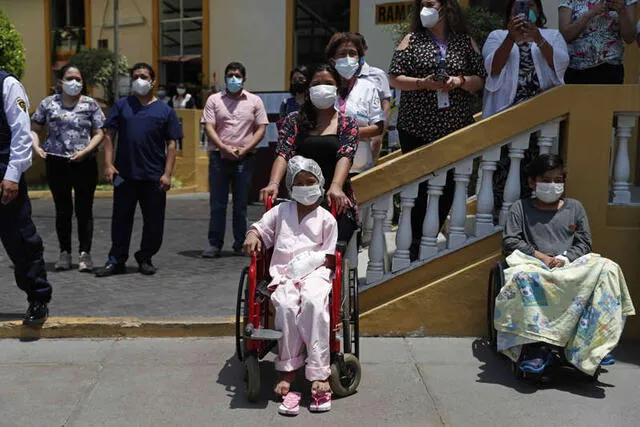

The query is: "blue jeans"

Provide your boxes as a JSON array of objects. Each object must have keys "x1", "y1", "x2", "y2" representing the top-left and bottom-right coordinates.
[{"x1": 208, "y1": 151, "x2": 254, "y2": 250}]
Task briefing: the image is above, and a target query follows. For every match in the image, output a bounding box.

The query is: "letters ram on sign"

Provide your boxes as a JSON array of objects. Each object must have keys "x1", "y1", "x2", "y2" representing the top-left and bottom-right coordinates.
[{"x1": 375, "y1": 1, "x2": 413, "y2": 25}]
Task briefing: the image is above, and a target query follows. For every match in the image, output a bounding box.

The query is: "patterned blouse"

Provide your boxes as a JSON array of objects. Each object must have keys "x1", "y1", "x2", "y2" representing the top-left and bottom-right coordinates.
[
  {"x1": 514, "y1": 43, "x2": 543, "y2": 105},
  {"x1": 32, "y1": 95, "x2": 105, "y2": 157},
  {"x1": 276, "y1": 111, "x2": 359, "y2": 225},
  {"x1": 559, "y1": 0, "x2": 638, "y2": 70},
  {"x1": 389, "y1": 31, "x2": 486, "y2": 143}
]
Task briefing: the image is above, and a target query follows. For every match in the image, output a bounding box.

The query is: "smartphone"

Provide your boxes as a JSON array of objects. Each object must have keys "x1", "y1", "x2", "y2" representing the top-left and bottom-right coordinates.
[
  {"x1": 113, "y1": 175, "x2": 124, "y2": 187},
  {"x1": 514, "y1": 0, "x2": 529, "y2": 19}
]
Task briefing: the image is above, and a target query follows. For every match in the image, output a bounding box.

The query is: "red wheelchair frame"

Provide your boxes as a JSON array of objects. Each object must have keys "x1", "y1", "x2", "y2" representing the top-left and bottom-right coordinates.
[{"x1": 235, "y1": 197, "x2": 361, "y2": 402}]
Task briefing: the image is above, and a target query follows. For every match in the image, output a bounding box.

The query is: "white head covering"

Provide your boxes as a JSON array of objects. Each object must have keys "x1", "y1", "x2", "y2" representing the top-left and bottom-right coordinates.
[{"x1": 286, "y1": 155, "x2": 325, "y2": 193}]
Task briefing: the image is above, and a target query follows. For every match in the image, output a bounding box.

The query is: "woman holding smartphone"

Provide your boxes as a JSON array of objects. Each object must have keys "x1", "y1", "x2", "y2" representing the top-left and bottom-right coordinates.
[
  {"x1": 31, "y1": 64, "x2": 105, "y2": 272},
  {"x1": 388, "y1": 0, "x2": 485, "y2": 259}
]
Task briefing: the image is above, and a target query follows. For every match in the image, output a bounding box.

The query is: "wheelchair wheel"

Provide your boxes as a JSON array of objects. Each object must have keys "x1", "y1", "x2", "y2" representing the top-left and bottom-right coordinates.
[
  {"x1": 235, "y1": 267, "x2": 249, "y2": 362},
  {"x1": 245, "y1": 353, "x2": 261, "y2": 403},
  {"x1": 329, "y1": 353, "x2": 361, "y2": 397}
]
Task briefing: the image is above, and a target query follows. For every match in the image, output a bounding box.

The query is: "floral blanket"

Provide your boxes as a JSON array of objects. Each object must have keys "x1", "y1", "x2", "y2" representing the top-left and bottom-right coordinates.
[{"x1": 494, "y1": 250, "x2": 635, "y2": 375}]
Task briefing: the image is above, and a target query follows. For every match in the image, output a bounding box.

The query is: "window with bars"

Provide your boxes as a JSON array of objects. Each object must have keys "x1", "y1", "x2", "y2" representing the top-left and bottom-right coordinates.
[{"x1": 159, "y1": 0, "x2": 203, "y2": 94}]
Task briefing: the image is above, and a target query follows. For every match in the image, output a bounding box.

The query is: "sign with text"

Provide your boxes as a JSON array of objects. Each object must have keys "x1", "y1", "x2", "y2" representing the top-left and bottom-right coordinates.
[{"x1": 375, "y1": 1, "x2": 413, "y2": 25}]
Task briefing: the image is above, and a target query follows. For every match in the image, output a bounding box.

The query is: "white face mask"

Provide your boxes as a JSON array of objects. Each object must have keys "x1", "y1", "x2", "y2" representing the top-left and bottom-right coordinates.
[
  {"x1": 291, "y1": 184, "x2": 322, "y2": 206},
  {"x1": 420, "y1": 7, "x2": 440, "y2": 28},
  {"x1": 62, "y1": 80, "x2": 82, "y2": 96},
  {"x1": 309, "y1": 85, "x2": 337, "y2": 110},
  {"x1": 131, "y1": 78, "x2": 152, "y2": 96},
  {"x1": 334, "y1": 56, "x2": 360, "y2": 80},
  {"x1": 177, "y1": 87, "x2": 186, "y2": 95},
  {"x1": 535, "y1": 182, "x2": 564, "y2": 203}
]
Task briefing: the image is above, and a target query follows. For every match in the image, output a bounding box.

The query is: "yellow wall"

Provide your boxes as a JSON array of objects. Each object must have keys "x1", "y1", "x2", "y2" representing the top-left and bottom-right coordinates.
[
  {"x1": 209, "y1": 0, "x2": 287, "y2": 92},
  {"x1": 0, "y1": 0, "x2": 48, "y2": 105},
  {"x1": 90, "y1": 0, "x2": 154, "y2": 75}
]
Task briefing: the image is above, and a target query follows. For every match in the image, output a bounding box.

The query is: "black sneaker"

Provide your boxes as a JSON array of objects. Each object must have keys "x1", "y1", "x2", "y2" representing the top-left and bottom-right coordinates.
[
  {"x1": 95, "y1": 263, "x2": 126, "y2": 277},
  {"x1": 138, "y1": 260, "x2": 157, "y2": 275},
  {"x1": 23, "y1": 301, "x2": 48, "y2": 326}
]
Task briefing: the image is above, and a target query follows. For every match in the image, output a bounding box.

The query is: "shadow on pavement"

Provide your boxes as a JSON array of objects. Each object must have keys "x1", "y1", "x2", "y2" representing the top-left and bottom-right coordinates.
[
  {"x1": 43, "y1": 262, "x2": 138, "y2": 275},
  {"x1": 610, "y1": 342, "x2": 640, "y2": 367},
  {"x1": 472, "y1": 338, "x2": 609, "y2": 399},
  {"x1": 217, "y1": 355, "x2": 271, "y2": 409}
]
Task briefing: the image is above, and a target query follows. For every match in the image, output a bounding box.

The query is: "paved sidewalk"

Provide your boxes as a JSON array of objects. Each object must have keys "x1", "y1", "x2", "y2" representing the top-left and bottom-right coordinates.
[
  {"x1": 1, "y1": 337, "x2": 639, "y2": 427},
  {"x1": 0, "y1": 194, "x2": 262, "y2": 319}
]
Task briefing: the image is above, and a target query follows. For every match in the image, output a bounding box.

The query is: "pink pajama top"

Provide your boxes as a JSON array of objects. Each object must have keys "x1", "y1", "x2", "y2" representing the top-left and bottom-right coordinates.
[{"x1": 250, "y1": 201, "x2": 338, "y2": 285}]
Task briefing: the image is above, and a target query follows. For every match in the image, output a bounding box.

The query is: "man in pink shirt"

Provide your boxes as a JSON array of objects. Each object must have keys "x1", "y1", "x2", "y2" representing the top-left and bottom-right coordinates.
[{"x1": 201, "y1": 62, "x2": 269, "y2": 258}]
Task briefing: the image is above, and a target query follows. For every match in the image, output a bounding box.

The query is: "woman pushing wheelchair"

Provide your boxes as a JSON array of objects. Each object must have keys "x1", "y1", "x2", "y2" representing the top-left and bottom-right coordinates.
[
  {"x1": 495, "y1": 154, "x2": 635, "y2": 379},
  {"x1": 244, "y1": 156, "x2": 338, "y2": 415}
]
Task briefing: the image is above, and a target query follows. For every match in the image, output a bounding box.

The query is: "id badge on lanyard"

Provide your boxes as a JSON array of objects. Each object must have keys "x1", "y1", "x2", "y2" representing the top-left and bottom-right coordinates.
[{"x1": 435, "y1": 41, "x2": 450, "y2": 110}]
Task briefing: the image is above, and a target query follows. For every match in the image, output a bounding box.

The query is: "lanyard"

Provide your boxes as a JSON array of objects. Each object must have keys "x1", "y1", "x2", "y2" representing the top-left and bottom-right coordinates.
[{"x1": 431, "y1": 33, "x2": 448, "y2": 61}]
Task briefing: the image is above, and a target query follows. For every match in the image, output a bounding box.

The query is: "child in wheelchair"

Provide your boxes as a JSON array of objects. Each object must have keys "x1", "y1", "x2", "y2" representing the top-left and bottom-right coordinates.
[
  {"x1": 243, "y1": 156, "x2": 337, "y2": 415},
  {"x1": 497, "y1": 154, "x2": 635, "y2": 378}
]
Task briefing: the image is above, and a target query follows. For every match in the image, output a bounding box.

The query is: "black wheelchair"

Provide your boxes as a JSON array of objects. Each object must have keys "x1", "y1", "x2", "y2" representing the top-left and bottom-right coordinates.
[
  {"x1": 487, "y1": 260, "x2": 602, "y2": 382},
  {"x1": 235, "y1": 198, "x2": 361, "y2": 402}
]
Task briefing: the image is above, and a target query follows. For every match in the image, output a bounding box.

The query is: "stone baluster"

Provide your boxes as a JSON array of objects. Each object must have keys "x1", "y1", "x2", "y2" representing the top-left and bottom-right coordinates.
[
  {"x1": 499, "y1": 134, "x2": 531, "y2": 226},
  {"x1": 384, "y1": 196, "x2": 394, "y2": 232},
  {"x1": 611, "y1": 115, "x2": 637, "y2": 204},
  {"x1": 448, "y1": 160, "x2": 473, "y2": 250},
  {"x1": 367, "y1": 195, "x2": 391, "y2": 283},
  {"x1": 420, "y1": 172, "x2": 448, "y2": 261},
  {"x1": 361, "y1": 206, "x2": 373, "y2": 246},
  {"x1": 474, "y1": 148, "x2": 501, "y2": 237},
  {"x1": 537, "y1": 121, "x2": 559, "y2": 155},
  {"x1": 392, "y1": 183, "x2": 419, "y2": 272}
]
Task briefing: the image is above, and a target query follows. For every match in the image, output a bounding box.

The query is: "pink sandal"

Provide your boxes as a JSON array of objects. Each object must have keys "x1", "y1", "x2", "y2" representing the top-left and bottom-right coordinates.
[
  {"x1": 310, "y1": 392, "x2": 332, "y2": 413},
  {"x1": 278, "y1": 391, "x2": 301, "y2": 416}
]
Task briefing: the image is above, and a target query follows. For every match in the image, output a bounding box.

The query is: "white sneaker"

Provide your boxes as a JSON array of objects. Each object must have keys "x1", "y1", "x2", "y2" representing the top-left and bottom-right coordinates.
[
  {"x1": 55, "y1": 251, "x2": 71, "y2": 271},
  {"x1": 78, "y1": 252, "x2": 94, "y2": 272}
]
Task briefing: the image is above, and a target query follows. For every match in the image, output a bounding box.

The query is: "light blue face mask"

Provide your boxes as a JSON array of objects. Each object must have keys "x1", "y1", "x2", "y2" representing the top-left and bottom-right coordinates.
[{"x1": 226, "y1": 76, "x2": 243, "y2": 94}]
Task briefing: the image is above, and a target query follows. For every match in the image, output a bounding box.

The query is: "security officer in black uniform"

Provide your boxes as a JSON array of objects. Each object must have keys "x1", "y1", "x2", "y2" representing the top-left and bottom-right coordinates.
[{"x1": 0, "y1": 70, "x2": 52, "y2": 325}]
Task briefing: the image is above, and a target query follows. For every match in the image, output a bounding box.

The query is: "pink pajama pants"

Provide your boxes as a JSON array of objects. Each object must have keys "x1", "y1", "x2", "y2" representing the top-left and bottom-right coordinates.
[{"x1": 271, "y1": 274, "x2": 332, "y2": 381}]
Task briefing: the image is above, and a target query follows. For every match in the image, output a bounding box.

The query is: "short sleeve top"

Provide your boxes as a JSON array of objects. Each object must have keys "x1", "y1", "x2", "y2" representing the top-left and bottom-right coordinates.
[
  {"x1": 31, "y1": 94, "x2": 105, "y2": 157},
  {"x1": 559, "y1": 0, "x2": 638, "y2": 69},
  {"x1": 103, "y1": 96, "x2": 183, "y2": 181},
  {"x1": 389, "y1": 31, "x2": 486, "y2": 143}
]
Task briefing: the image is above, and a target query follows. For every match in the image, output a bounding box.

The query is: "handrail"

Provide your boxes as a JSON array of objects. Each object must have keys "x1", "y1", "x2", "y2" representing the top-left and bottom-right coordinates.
[
  {"x1": 375, "y1": 112, "x2": 484, "y2": 167},
  {"x1": 352, "y1": 85, "x2": 640, "y2": 204}
]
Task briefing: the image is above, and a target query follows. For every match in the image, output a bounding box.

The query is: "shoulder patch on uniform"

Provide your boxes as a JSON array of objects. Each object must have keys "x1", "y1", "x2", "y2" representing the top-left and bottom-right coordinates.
[{"x1": 16, "y1": 98, "x2": 27, "y2": 113}]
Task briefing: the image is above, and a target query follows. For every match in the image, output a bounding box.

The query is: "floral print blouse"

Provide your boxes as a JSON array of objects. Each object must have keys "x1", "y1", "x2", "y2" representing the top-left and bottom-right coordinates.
[
  {"x1": 559, "y1": 0, "x2": 638, "y2": 70},
  {"x1": 31, "y1": 95, "x2": 105, "y2": 157},
  {"x1": 389, "y1": 31, "x2": 486, "y2": 143}
]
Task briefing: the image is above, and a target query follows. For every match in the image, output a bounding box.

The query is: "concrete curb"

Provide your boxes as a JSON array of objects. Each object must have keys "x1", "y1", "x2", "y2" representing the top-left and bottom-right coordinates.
[
  {"x1": 0, "y1": 317, "x2": 235, "y2": 339},
  {"x1": 28, "y1": 186, "x2": 199, "y2": 200}
]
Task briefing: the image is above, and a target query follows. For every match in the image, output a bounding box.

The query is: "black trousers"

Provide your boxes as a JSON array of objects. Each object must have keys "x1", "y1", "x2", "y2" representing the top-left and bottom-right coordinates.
[
  {"x1": 46, "y1": 156, "x2": 98, "y2": 253},
  {"x1": 0, "y1": 163, "x2": 52, "y2": 303},
  {"x1": 564, "y1": 63, "x2": 624, "y2": 85},
  {"x1": 398, "y1": 129, "x2": 455, "y2": 246},
  {"x1": 108, "y1": 178, "x2": 166, "y2": 265}
]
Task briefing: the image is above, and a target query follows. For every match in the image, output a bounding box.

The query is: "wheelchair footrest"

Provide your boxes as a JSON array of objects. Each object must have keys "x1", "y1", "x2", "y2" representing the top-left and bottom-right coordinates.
[{"x1": 244, "y1": 328, "x2": 283, "y2": 341}]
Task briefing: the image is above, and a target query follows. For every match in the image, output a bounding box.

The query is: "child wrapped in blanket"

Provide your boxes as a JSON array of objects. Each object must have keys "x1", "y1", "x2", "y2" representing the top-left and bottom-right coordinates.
[
  {"x1": 243, "y1": 156, "x2": 337, "y2": 416},
  {"x1": 500, "y1": 154, "x2": 634, "y2": 374}
]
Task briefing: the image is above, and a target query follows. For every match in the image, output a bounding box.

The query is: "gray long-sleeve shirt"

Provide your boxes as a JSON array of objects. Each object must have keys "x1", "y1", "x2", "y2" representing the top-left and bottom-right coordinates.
[{"x1": 503, "y1": 198, "x2": 592, "y2": 261}]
